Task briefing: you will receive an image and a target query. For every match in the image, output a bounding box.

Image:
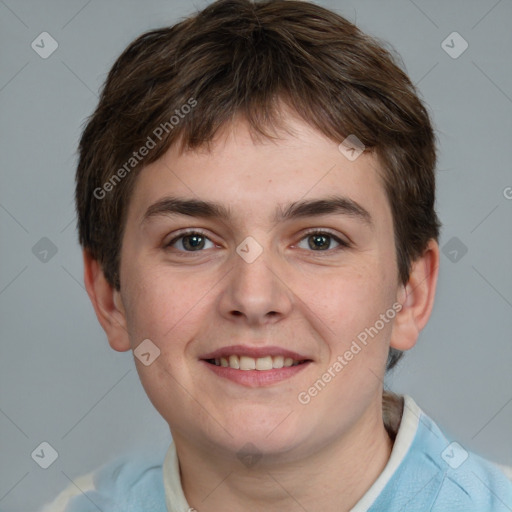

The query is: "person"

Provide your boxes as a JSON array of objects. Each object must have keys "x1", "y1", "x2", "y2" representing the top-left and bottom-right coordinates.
[{"x1": 41, "y1": 0, "x2": 512, "y2": 510}]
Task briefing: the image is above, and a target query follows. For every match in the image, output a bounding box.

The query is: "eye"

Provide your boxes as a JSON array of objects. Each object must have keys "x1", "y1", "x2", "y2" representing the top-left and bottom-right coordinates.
[
  {"x1": 165, "y1": 230, "x2": 216, "y2": 252},
  {"x1": 164, "y1": 229, "x2": 349, "y2": 253},
  {"x1": 296, "y1": 230, "x2": 349, "y2": 252}
]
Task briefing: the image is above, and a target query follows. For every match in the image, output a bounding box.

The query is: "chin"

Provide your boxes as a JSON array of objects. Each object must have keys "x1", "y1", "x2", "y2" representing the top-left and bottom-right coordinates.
[{"x1": 217, "y1": 418, "x2": 307, "y2": 458}]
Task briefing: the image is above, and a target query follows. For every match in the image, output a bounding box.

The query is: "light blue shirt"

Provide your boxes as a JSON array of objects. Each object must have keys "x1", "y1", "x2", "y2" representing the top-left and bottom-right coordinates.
[{"x1": 47, "y1": 395, "x2": 512, "y2": 512}]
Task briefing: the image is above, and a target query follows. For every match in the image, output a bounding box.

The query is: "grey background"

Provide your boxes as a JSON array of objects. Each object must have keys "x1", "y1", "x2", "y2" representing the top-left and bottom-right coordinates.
[{"x1": 0, "y1": 0, "x2": 511, "y2": 510}]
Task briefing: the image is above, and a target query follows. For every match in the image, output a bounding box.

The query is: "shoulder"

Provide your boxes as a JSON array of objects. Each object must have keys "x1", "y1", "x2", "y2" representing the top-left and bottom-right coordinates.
[
  {"x1": 402, "y1": 396, "x2": 512, "y2": 511},
  {"x1": 494, "y1": 462, "x2": 512, "y2": 483},
  {"x1": 432, "y1": 453, "x2": 512, "y2": 511},
  {"x1": 40, "y1": 472, "x2": 95, "y2": 512},
  {"x1": 39, "y1": 449, "x2": 167, "y2": 512}
]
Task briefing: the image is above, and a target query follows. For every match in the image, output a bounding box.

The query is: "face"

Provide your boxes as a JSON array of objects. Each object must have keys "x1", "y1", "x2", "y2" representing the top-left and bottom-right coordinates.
[{"x1": 113, "y1": 113, "x2": 405, "y2": 461}]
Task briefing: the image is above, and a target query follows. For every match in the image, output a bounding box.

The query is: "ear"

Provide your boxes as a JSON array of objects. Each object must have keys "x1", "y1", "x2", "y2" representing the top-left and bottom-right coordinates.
[
  {"x1": 82, "y1": 250, "x2": 131, "y2": 352},
  {"x1": 390, "y1": 239, "x2": 439, "y2": 352}
]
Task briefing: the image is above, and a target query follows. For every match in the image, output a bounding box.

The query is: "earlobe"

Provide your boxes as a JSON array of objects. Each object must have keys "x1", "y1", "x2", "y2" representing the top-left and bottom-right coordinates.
[
  {"x1": 82, "y1": 250, "x2": 132, "y2": 352},
  {"x1": 390, "y1": 240, "x2": 440, "y2": 352}
]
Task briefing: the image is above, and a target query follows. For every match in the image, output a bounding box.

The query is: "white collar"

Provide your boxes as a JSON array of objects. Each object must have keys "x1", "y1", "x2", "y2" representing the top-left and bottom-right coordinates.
[
  {"x1": 163, "y1": 394, "x2": 421, "y2": 512},
  {"x1": 163, "y1": 440, "x2": 190, "y2": 512},
  {"x1": 349, "y1": 394, "x2": 421, "y2": 511}
]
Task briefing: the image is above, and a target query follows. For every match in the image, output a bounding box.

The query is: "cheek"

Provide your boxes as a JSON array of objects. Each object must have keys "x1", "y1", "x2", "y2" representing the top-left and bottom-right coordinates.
[
  {"x1": 120, "y1": 262, "x2": 174, "y2": 342},
  {"x1": 301, "y1": 265, "x2": 394, "y2": 351},
  {"x1": 121, "y1": 263, "x2": 214, "y2": 351}
]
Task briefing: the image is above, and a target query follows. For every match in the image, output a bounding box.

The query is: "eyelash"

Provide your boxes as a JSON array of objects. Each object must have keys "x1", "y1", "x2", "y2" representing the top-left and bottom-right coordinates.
[{"x1": 164, "y1": 228, "x2": 350, "y2": 254}]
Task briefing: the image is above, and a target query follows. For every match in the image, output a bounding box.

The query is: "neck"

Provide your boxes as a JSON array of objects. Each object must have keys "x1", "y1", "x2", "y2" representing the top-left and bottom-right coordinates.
[{"x1": 173, "y1": 394, "x2": 399, "y2": 512}]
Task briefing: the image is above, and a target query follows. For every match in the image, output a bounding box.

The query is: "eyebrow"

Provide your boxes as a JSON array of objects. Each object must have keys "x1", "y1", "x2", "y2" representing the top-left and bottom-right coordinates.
[{"x1": 141, "y1": 195, "x2": 373, "y2": 228}]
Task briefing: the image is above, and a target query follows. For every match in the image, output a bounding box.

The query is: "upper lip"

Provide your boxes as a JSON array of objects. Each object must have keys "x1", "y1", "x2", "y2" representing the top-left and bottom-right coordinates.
[{"x1": 200, "y1": 345, "x2": 312, "y2": 361}]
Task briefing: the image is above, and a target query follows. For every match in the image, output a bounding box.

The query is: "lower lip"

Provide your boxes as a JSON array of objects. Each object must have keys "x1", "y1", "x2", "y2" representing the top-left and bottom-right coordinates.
[{"x1": 201, "y1": 360, "x2": 311, "y2": 387}]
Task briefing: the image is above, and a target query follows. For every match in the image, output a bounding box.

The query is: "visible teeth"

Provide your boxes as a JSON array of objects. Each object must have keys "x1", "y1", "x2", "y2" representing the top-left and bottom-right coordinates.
[
  {"x1": 239, "y1": 356, "x2": 256, "y2": 370},
  {"x1": 272, "y1": 355, "x2": 284, "y2": 369},
  {"x1": 255, "y1": 356, "x2": 273, "y2": 370},
  {"x1": 211, "y1": 354, "x2": 304, "y2": 370}
]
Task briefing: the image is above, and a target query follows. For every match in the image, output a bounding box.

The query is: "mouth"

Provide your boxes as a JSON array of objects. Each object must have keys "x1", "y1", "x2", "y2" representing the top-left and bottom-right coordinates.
[
  {"x1": 204, "y1": 355, "x2": 308, "y2": 370},
  {"x1": 199, "y1": 345, "x2": 313, "y2": 387}
]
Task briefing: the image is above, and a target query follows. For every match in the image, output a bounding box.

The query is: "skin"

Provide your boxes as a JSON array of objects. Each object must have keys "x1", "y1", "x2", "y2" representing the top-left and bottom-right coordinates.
[{"x1": 84, "y1": 110, "x2": 439, "y2": 512}]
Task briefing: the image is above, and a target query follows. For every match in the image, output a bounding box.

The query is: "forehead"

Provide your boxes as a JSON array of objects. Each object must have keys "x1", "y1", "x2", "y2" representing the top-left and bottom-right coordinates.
[{"x1": 126, "y1": 115, "x2": 391, "y2": 230}]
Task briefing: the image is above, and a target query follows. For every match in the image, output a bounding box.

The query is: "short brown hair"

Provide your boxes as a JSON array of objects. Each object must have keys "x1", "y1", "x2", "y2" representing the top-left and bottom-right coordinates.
[{"x1": 75, "y1": 0, "x2": 441, "y2": 372}]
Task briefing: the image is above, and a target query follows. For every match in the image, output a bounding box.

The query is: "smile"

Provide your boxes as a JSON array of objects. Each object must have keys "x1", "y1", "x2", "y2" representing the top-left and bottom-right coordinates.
[
  {"x1": 205, "y1": 355, "x2": 305, "y2": 370},
  {"x1": 200, "y1": 345, "x2": 313, "y2": 387}
]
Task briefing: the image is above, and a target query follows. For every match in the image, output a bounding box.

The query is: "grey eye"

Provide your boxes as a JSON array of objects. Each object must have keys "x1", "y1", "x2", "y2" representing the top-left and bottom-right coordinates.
[
  {"x1": 167, "y1": 232, "x2": 215, "y2": 251},
  {"x1": 297, "y1": 232, "x2": 343, "y2": 251}
]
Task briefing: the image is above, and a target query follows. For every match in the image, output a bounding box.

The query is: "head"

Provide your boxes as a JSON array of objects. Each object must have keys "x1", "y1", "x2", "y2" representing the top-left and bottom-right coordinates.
[{"x1": 77, "y1": 0, "x2": 440, "y2": 458}]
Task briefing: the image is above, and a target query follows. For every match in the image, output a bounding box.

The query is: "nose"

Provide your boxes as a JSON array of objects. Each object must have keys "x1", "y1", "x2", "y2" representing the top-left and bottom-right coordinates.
[{"x1": 218, "y1": 244, "x2": 293, "y2": 327}]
